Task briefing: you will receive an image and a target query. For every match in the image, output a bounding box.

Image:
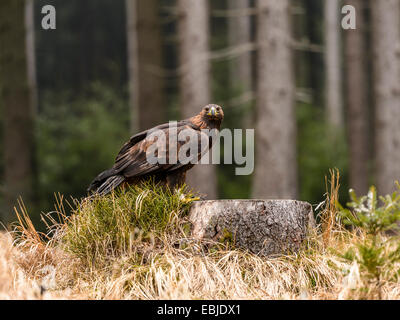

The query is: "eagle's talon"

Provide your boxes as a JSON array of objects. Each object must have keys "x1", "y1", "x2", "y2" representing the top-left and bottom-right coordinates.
[
  {"x1": 180, "y1": 195, "x2": 201, "y2": 204},
  {"x1": 178, "y1": 190, "x2": 202, "y2": 203}
]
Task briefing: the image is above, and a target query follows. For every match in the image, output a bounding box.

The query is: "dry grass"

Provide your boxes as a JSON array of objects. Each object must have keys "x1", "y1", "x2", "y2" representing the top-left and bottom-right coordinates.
[
  {"x1": 320, "y1": 168, "x2": 342, "y2": 247},
  {"x1": 2, "y1": 180, "x2": 400, "y2": 300},
  {"x1": 1, "y1": 228, "x2": 388, "y2": 300},
  {"x1": 0, "y1": 232, "x2": 82, "y2": 299}
]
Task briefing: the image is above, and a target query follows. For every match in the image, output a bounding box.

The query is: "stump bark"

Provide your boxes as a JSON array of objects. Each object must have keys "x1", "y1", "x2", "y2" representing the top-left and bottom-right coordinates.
[{"x1": 188, "y1": 200, "x2": 315, "y2": 256}]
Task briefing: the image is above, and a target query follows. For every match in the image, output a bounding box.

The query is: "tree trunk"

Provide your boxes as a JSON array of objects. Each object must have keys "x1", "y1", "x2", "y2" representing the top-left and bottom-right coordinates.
[
  {"x1": 228, "y1": 0, "x2": 253, "y2": 129},
  {"x1": 25, "y1": 0, "x2": 37, "y2": 114},
  {"x1": 178, "y1": 0, "x2": 217, "y2": 199},
  {"x1": 252, "y1": 0, "x2": 297, "y2": 199},
  {"x1": 189, "y1": 200, "x2": 315, "y2": 256},
  {"x1": 0, "y1": 0, "x2": 34, "y2": 223},
  {"x1": 228, "y1": 0, "x2": 252, "y2": 93},
  {"x1": 126, "y1": 0, "x2": 165, "y2": 133},
  {"x1": 324, "y1": 0, "x2": 343, "y2": 128},
  {"x1": 371, "y1": 0, "x2": 400, "y2": 195},
  {"x1": 344, "y1": 0, "x2": 369, "y2": 195}
]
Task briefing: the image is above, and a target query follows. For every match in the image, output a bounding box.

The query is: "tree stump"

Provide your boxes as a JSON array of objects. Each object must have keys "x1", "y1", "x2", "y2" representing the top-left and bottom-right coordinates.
[{"x1": 188, "y1": 200, "x2": 315, "y2": 256}]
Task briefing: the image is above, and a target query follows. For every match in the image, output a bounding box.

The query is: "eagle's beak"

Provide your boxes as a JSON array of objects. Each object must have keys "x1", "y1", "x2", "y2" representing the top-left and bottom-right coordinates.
[{"x1": 208, "y1": 106, "x2": 217, "y2": 117}]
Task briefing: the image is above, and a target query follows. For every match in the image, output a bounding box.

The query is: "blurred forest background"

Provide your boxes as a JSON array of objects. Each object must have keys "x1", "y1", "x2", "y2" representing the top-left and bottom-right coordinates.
[{"x1": 0, "y1": 0, "x2": 399, "y2": 228}]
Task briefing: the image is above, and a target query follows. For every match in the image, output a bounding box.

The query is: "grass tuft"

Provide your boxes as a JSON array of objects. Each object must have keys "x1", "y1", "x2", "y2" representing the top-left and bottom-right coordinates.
[{"x1": 55, "y1": 181, "x2": 196, "y2": 269}]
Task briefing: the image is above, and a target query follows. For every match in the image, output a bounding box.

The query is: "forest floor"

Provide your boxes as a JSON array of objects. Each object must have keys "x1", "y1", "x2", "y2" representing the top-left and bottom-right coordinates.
[{"x1": 2, "y1": 178, "x2": 400, "y2": 300}]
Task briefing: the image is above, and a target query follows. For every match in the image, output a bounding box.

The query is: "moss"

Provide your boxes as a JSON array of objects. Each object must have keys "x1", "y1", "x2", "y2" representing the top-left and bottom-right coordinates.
[
  {"x1": 218, "y1": 228, "x2": 234, "y2": 246},
  {"x1": 59, "y1": 180, "x2": 196, "y2": 268}
]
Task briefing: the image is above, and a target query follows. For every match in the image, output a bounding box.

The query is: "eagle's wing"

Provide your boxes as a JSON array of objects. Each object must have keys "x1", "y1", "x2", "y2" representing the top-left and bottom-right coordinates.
[
  {"x1": 113, "y1": 123, "x2": 209, "y2": 179},
  {"x1": 115, "y1": 120, "x2": 195, "y2": 162},
  {"x1": 165, "y1": 126, "x2": 211, "y2": 172}
]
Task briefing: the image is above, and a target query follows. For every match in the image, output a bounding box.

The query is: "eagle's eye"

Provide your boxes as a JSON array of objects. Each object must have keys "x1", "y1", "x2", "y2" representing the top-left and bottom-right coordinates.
[
  {"x1": 216, "y1": 106, "x2": 221, "y2": 111},
  {"x1": 205, "y1": 107, "x2": 209, "y2": 112}
]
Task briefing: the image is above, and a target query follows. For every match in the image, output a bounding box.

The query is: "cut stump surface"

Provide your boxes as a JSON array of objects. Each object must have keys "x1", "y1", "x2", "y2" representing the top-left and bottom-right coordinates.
[{"x1": 188, "y1": 199, "x2": 315, "y2": 256}]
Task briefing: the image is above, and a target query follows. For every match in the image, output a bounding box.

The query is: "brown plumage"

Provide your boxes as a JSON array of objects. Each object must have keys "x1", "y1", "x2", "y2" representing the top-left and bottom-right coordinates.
[{"x1": 87, "y1": 104, "x2": 224, "y2": 195}]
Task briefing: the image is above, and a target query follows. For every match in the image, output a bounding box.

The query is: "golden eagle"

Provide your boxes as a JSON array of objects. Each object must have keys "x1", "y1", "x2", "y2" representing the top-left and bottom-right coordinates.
[{"x1": 87, "y1": 104, "x2": 224, "y2": 195}]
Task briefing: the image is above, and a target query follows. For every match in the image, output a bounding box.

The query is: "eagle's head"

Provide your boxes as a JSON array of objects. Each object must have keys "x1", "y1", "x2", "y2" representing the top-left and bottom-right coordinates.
[
  {"x1": 191, "y1": 104, "x2": 224, "y2": 130},
  {"x1": 201, "y1": 104, "x2": 224, "y2": 123}
]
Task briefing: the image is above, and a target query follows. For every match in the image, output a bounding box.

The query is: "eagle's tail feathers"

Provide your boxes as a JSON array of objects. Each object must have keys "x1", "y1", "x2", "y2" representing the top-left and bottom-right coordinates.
[
  {"x1": 87, "y1": 168, "x2": 117, "y2": 192},
  {"x1": 95, "y1": 175, "x2": 125, "y2": 195}
]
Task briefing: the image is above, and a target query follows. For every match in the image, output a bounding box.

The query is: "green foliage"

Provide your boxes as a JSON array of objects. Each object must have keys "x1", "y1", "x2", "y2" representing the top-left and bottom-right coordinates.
[
  {"x1": 218, "y1": 228, "x2": 234, "y2": 247},
  {"x1": 212, "y1": 56, "x2": 253, "y2": 199},
  {"x1": 355, "y1": 240, "x2": 387, "y2": 281},
  {"x1": 297, "y1": 102, "x2": 349, "y2": 205},
  {"x1": 338, "y1": 184, "x2": 400, "y2": 296},
  {"x1": 35, "y1": 0, "x2": 127, "y2": 93},
  {"x1": 339, "y1": 185, "x2": 400, "y2": 236},
  {"x1": 217, "y1": 125, "x2": 252, "y2": 199},
  {"x1": 36, "y1": 83, "x2": 129, "y2": 215},
  {"x1": 60, "y1": 181, "x2": 195, "y2": 268}
]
